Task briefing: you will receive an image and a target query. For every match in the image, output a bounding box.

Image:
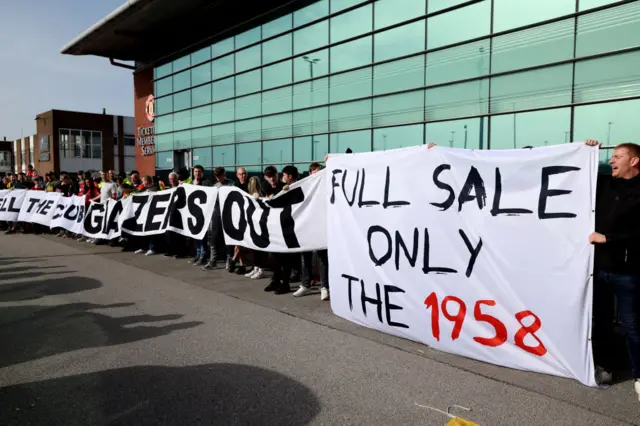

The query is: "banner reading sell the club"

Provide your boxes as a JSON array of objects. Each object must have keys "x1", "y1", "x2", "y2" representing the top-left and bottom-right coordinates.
[{"x1": 326, "y1": 144, "x2": 598, "y2": 387}]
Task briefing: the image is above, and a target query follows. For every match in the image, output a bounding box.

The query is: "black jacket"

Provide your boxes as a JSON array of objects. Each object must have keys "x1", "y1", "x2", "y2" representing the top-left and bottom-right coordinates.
[{"x1": 594, "y1": 174, "x2": 640, "y2": 274}]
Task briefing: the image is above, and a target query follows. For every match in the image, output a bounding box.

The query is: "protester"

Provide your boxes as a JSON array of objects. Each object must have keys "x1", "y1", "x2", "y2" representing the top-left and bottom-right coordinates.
[
  {"x1": 87, "y1": 170, "x2": 117, "y2": 244},
  {"x1": 202, "y1": 167, "x2": 235, "y2": 271},
  {"x1": 236, "y1": 167, "x2": 248, "y2": 192},
  {"x1": 243, "y1": 176, "x2": 266, "y2": 280},
  {"x1": 293, "y1": 163, "x2": 330, "y2": 301},
  {"x1": 264, "y1": 165, "x2": 299, "y2": 295},
  {"x1": 586, "y1": 140, "x2": 640, "y2": 396},
  {"x1": 262, "y1": 165, "x2": 283, "y2": 199},
  {"x1": 164, "y1": 172, "x2": 188, "y2": 258},
  {"x1": 189, "y1": 165, "x2": 211, "y2": 266},
  {"x1": 134, "y1": 176, "x2": 160, "y2": 256},
  {"x1": 26, "y1": 164, "x2": 38, "y2": 180}
]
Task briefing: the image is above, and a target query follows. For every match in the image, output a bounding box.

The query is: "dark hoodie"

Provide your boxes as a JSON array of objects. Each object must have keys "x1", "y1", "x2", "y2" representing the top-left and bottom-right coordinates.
[{"x1": 594, "y1": 173, "x2": 640, "y2": 274}]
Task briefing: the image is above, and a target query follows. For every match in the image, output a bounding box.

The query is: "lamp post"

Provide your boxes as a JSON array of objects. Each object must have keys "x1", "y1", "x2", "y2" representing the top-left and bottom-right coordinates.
[
  {"x1": 303, "y1": 56, "x2": 321, "y2": 135},
  {"x1": 449, "y1": 131, "x2": 455, "y2": 148},
  {"x1": 607, "y1": 121, "x2": 613, "y2": 145},
  {"x1": 477, "y1": 46, "x2": 486, "y2": 149},
  {"x1": 464, "y1": 125, "x2": 468, "y2": 149}
]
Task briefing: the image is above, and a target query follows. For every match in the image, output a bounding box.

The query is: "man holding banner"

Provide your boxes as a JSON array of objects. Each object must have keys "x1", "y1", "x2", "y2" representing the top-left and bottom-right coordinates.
[{"x1": 588, "y1": 141, "x2": 640, "y2": 398}]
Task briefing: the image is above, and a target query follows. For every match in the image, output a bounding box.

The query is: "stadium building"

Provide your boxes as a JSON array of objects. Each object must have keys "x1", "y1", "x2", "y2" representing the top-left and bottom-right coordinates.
[{"x1": 62, "y1": 0, "x2": 640, "y2": 179}]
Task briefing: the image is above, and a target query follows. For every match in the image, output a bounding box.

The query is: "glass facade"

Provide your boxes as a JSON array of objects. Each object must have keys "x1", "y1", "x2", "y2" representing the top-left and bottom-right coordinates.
[{"x1": 153, "y1": 0, "x2": 640, "y2": 175}]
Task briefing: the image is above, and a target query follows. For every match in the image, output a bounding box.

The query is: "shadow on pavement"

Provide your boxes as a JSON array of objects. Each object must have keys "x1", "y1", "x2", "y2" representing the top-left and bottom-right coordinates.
[
  {"x1": 0, "y1": 363, "x2": 321, "y2": 426},
  {"x1": 0, "y1": 265, "x2": 63, "y2": 274},
  {"x1": 0, "y1": 270, "x2": 74, "y2": 282},
  {"x1": 0, "y1": 302, "x2": 203, "y2": 368},
  {"x1": 0, "y1": 276, "x2": 98, "y2": 302}
]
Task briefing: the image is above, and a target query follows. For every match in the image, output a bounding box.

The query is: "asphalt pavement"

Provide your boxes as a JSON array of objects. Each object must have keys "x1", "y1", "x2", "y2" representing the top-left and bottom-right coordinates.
[{"x1": 0, "y1": 233, "x2": 638, "y2": 425}]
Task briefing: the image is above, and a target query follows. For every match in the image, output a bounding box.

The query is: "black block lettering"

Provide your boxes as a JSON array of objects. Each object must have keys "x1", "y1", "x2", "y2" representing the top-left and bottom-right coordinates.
[
  {"x1": 458, "y1": 166, "x2": 487, "y2": 212},
  {"x1": 430, "y1": 164, "x2": 455, "y2": 211},
  {"x1": 459, "y1": 229, "x2": 483, "y2": 278},
  {"x1": 538, "y1": 166, "x2": 580, "y2": 219},
  {"x1": 384, "y1": 285, "x2": 409, "y2": 329},
  {"x1": 491, "y1": 167, "x2": 533, "y2": 216},
  {"x1": 367, "y1": 225, "x2": 392, "y2": 266}
]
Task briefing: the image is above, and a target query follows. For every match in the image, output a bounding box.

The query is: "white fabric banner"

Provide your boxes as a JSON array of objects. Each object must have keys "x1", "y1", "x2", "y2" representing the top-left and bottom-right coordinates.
[
  {"x1": 219, "y1": 170, "x2": 327, "y2": 252},
  {"x1": 82, "y1": 185, "x2": 218, "y2": 240},
  {"x1": 327, "y1": 144, "x2": 598, "y2": 386},
  {"x1": 0, "y1": 190, "x2": 28, "y2": 222},
  {"x1": 18, "y1": 191, "x2": 62, "y2": 226},
  {"x1": 50, "y1": 195, "x2": 86, "y2": 234}
]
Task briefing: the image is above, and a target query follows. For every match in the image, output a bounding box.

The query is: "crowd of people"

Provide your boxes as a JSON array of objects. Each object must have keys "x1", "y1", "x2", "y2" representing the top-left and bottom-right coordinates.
[
  {"x1": 1, "y1": 162, "x2": 330, "y2": 301},
  {"x1": 3, "y1": 140, "x2": 640, "y2": 399}
]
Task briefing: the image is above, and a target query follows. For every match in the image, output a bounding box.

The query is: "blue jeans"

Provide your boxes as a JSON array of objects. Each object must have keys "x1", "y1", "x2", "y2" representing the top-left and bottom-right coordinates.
[
  {"x1": 594, "y1": 270, "x2": 640, "y2": 379},
  {"x1": 196, "y1": 235, "x2": 208, "y2": 259}
]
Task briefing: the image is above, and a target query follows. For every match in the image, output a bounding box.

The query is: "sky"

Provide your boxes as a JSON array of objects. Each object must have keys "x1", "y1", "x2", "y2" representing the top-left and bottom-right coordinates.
[{"x1": 0, "y1": 0, "x2": 133, "y2": 141}]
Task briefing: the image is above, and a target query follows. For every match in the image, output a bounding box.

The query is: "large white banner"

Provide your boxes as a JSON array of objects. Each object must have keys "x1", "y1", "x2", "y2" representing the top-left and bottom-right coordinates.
[
  {"x1": 0, "y1": 190, "x2": 28, "y2": 222},
  {"x1": 18, "y1": 191, "x2": 62, "y2": 226},
  {"x1": 219, "y1": 170, "x2": 327, "y2": 252},
  {"x1": 82, "y1": 185, "x2": 218, "y2": 240},
  {"x1": 327, "y1": 144, "x2": 598, "y2": 386},
  {"x1": 50, "y1": 195, "x2": 86, "y2": 234}
]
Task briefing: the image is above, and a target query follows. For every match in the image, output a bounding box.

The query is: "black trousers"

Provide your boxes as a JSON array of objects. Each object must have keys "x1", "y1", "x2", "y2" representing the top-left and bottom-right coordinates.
[
  {"x1": 272, "y1": 253, "x2": 295, "y2": 285},
  {"x1": 301, "y1": 250, "x2": 329, "y2": 289}
]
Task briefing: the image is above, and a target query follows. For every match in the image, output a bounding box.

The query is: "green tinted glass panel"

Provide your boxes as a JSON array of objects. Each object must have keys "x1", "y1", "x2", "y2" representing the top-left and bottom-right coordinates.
[
  {"x1": 329, "y1": 100, "x2": 372, "y2": 132},
  {"x1": 263, "y1": 86, "x2": 292, "y2": 115},
  {"x1": 213, "y1": 77, "x2": 235, "y2": 101},
  {"x1": 155, "y1": 95, "x2": 173, "y2": 115},
  {"x1": 375, "y1": 20, "x2": 425, "y2": 62},
  {"x1": 332, "y1": 0, "x2": 367, "y2": 13},
  {"x1": 191, "y1": 47, "x2": 211, "y2": 65},
  {"x1": 426, "y1": 41, "x2": 488, "y2": 86},
  {"x1": 173, "y1": 70, "x2": 190, "y2": 91},
  {"x1": 236, "y1": 141, "x2": 262, "y2": 165},
  {"x1": 236, "y1": 70, "x2": 261, "y2": 96},
  {"x1": 330, "y1": 36, "x2": 372, "y2": 73},
  {"x1": 490, "y1": 108, "x2": 571, "y2": 149},
  {"x1": 425, "y1": 117, "x2": 488, "y2": 149},
  {"x1": 263, "y1": 60, "x2": 292, "y2": 90},
  {"x1": 212, "y1": 38, "x2": 234, "y2": 57},
  {"x1": 236, "y1": 94, "x2": 261, "y2": 120},
  {"x1": 293, "y1": 106, "x2": 329, "y2": 135},
  {"x1": 212, "y1": 123, "x2": 235, "y2": 145},
  {"x1": 156, "y1": 77, "x2": 172, "y2": 97},
  {"x1": 173, "y1": 130, "x2": 192, "y2": 149},
  {"x1": 263, "y1": 14, "x2": 292, "y2": 38},
  {"x1": 173, "y1": 91, "x2": 191, "y2": 111},
  {"x1": 213, "y1": 144, "x2": 235, "y2": 166},
  {"x1": 294, "y1": 135, "x2": 329, "y2": 162},
  {"x1": 427, "y1": 1, "x2": 490, "y2": 49},
  {"x1": 294, "y1": 21, "x2": 329, "y2": 55},
  {"x1": 373, "y1": 90, "x2": 424, "y2": 127},
  {"x1": 329, "y1": 129, "x2": 370, "y2": 152},
  {"x1": 191, "y1": 63, "x2": 212, "y2": 86},
  {"x1": 493, "y1": 0, "x2": 574, "y2": 33},
  {"x1": 331, "y1": 4, "x2": 372, "y2": 43},
  {"x1": 235, "y1": 118, "x2": 261, "y2": 142},
  {"x1": 192, "y1": 105, "x2": 212, "y2": 128},
  {"x1": 212, "y1": 55, "x2": 234, "y2": 79},
  {"x1": 374, "y1": 55, "x2": 424, "y2": 95},
  {"x1": 192, "y1": 126, "x2": 212, "y2": 147},
  {"x1": 173, "y1": 56, "x2": 190, "y2": 73},
  {"x1": 173, "y1": 110, "x2": 191, "y2": 131},
  {"x1": 373, "y1": 124, "x2": 424, "y2": 151},
  {"x1": 213, "y1": 99, "x2": 235, "y2": 124},
  {"x1": 263, "y1": 33, "x2": 292, "y2": 64},
  {"x1": 574, "y1": 52, "x2": 640, "y2": 104},
  {"x1": 375, "y1": 0, "x2": 425, "y2": 29},
  {"x1": 192, "y1": 84, "x2": 212, "y2": 107},
  {"x1": 426, "y1": 80, "x2": 489, "y2": 121},
  {"x1": 192, "y1": 147, "x2": 213, "y2": 166},
  {"x1": 330, "y1": 68, "x2": 372, "y2": 103},
  {"x1": 263, "y1": 139, "x2": 292, "y2": 164},
  {"x1": 236, "y1": 27, "x2": 261, "y2": 49},
  {"x1": 576, "y1": 2, "x2": 640, "y2": 57},
  {"x1": 155, "y1": 63, "x2": 172, "y2": 79},
  {"x1": 294, "y1": 0, "x2": 329, "y2": 27},
  {"x1": 236, "y1": 45, "x2": 261, "y2": 73},
  {"x1": 262, "y1": 113, "x2": 293, "y2": 139}
]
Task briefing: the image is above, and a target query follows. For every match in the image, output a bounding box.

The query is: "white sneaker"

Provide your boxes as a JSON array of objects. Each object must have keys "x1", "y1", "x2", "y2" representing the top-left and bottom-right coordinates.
[
  {"x1": 634, "y1": 380, "x2": 640, "y2": 402},
  {"x1": 250, "y1": 268, "x2": 264, "y2": 280},
  {"x1": 134, "y1": 249, "x2": 145, "y2": 254},
  {"x1": 86, "y1": 238, "x2": 94, "y2": 244},
  {"x1": 320, "y1": 287, "x2": 330, "y2": 301},
  {"x1": 76, "y1": 236, "x2": 86, "y2": 242},
  {"x1": 245, "y1": 267, "x2": 258, "y2": 278},
  {"x1": 89, "y1": 239, "x2": 97, "y2": 244},
  {"x1": 293, "y1": 286, "x2": 312, "y2": 297},
  {"x1": 145, "y1": 250, "x2": 156, "y2": 256}
]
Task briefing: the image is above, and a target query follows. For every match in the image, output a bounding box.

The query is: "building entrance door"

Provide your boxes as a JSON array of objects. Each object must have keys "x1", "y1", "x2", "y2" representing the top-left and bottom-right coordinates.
[{"x1": 173, "y1": 149, "x2": 191, "y2": 176}]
